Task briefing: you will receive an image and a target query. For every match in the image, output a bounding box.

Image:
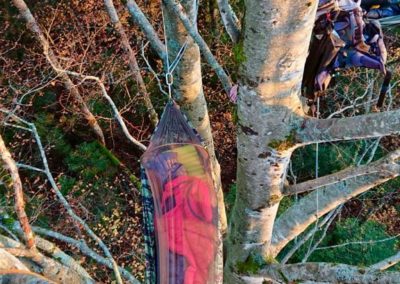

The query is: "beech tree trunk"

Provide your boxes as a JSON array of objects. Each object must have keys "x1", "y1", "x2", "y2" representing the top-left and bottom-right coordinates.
[
  {"x1": 162, "y1": 1, "x2": 226, "y2": 281},
  {"x1": 224, "y1": 0, "x2": 318, "y2": 280},
  {"x1": 6, "y1": 0, "x2": 400, "y2": 283}
]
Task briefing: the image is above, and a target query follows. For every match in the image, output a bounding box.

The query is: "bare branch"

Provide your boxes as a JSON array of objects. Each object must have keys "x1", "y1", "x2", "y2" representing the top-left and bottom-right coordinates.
[
  {"x1": 16, "y1": 163, "x2": 46, "y2": 173},
  {"x1": 0, "y1": 269, "x2": 54, "y2": 284},
  {"x1": 301, "y1": 205, "x2": 341, "y2": 263},
  {"x1": 0, "y1": 248, "x2": 30, "y2": 271},
  {"x1": 0, "y1": 233, "x2": 93, "y2": 283},
  {"x1": 315, "y1": 233, "x2": 400, "y2": 251},
  {"x1": 141, "y1": 42, "x2": 169, "y2": 97},
  {"x1": 0, "y1": 134, "x2": 35, "y2": 250},
  {"x1": 280, "y1": 206, "x2": 339, "y2": 264},
  {"x1": 0, "y1": 224, "x2": 19, "y2": 242},
  {"x1": 12, "y1": 0, "x2": 106, "y2": 145},
  {"x1": 104, "y1": 0, "x2": 159, "y2": 127},
  {"x1": 370, "y1": 251, "x2": 400, "y2": 271},
  {"x1": 284, "y1": 150, "x2": 400, "y2": 196},
  {"x1": 0, "y1": 110, "x2": 127, "y2": 284},
  {"x1": 126, "y1": 0, "x2": 167, "y2": 62},
  {"x1": 31, "y1": 226, "x2": 140, "y2": 284},
  {"x1": 297, "y1": 108, "x2": 400, "y2": 145},
  {"x1": 216, "y1": 0, "x2": 241, "y2": 43},
  {"x1": 48, "y1": 69, "x2": 147, "y2": 151},
  {"x1": 243, "y1": 263, "x2": 400, "y2": 284},
  {"x1": 163, "y1": 0, "x2": 233, "y2": 94},
  {"x1": 270, "y1": 150, "x2": 400, "y2": 257}
]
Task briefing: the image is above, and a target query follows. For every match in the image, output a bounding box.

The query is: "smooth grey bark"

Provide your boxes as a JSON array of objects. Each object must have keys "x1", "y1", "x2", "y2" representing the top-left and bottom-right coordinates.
[
  {"x1": 244, "y1": 263, "x2": 400, "y2": 284},
  {"x1": 297, "y1": 109, "x2": 400, "y2": 144},
  {"x1": 0, "y1": 248, "x2": 30, "y2": 271},
  {"x1": 369, "y1": 251, "x2": 400, "y2": 271},
  {"x1": 162, "y1": 0, "x2": 226, "y2": 281},
  {"x1": 163, "y1": 0, "x2": 233, "y2": 94},
  {"x1": 0, "y1": 235, "x2": 93, "y2": 283},
  {"x1": 31, "y1": 226, "x2": 139, "y2": 283},
  {"x1": 126, "y1": 0, "x2": 167, "y2": 62},
  {"x1": 216, "y1": 0, "x2": 241, "y2": 43},
  {"x1": 283, "y1": 150, "x2": 400, "y2": 196},
  {"x1": 271, "y1": 150, "x2": 400, "y2": 257},
  {"x1": 224, "y1": 1, "x2": 318, "y2": 279}
]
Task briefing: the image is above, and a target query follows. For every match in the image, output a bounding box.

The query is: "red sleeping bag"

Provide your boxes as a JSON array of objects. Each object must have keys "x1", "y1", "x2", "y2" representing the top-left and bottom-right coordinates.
[{"x1": 159, "y1": 176, "x2": 216, "y2": 284}]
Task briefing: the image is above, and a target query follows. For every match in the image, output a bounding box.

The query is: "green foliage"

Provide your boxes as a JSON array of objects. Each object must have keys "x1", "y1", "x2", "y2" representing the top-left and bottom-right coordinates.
[
  {"x1": 35, "y1": 113, "x2": 72, "y2": 158},
  {"x1": 224, "y1": 183, "x2": 237, "y2": 221},
  {"x1": 283, "y1": 218, "x2": 399, "y2": 267},
  {"x1": 129, "y1": 174, "x2": 141, "y2": 190},
  {"x1": 59, "y1": 175, "x2": 76, "y2": 195},
  {"x1": 310, "y1": 219, "x2": 398, "y2": 266},
  {"x1": 236, "y1": 253, "x2": 267, "y2": 274},
  {"x1": 0, "y1": 215, "x2": 16, "y2": 230},
  {"x1": 291, "y1": 141, "x2": 385, "y2": 182},
  {"x1": 277, "y1": 196, "x2": 295, "y2": 217},
  {"x1": 65, "y1": 141, "x2": 120, "y2": 181},
  {"x1": 232, "y1": 41, "x2": 246, "y2": 65},
  {"x1": 88, "y1": 98, "x2": 113, "y2": 118},
  {"x1": 32, "y1": 90, "x2": 57, "y2": 112}
]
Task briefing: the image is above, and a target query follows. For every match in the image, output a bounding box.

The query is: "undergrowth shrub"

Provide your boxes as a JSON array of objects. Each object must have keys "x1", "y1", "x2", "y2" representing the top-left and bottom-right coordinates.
[
  {"x1": 279, "y1": 218, "x2": 399, "y2": 268},
  {"x1": 65, "y1": 141, "x2": 120, "y2": 181}
]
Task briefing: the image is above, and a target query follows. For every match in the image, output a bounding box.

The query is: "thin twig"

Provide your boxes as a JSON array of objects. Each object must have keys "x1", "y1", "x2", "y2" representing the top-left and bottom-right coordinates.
[
  {"x1": 301, "y1": 205, "x2": 342, "y2": 263},
  {"x1": 281, "y1": 208, "x2": 337, "y2": 264},
  {"x1": 315, "y1": 233, "x2": 400, "y2": 251},
  {"x1": 54, "y1": 69, "x2": 147, "y2": 151},
  {"x1": 104, "y1": 0, "x2": 159, "y2": 127},
  {"x1": 0, "y1": 109, "x2": 127, "y2": 284},
  {"x1": 126, "y1": 0, "x2": 167, "y2": 62}
]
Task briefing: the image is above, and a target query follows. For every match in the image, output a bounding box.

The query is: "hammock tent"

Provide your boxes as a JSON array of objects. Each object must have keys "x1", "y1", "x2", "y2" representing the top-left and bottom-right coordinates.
[{"x1": 141, "y1": 101, "x2": 218, "y2": 284}]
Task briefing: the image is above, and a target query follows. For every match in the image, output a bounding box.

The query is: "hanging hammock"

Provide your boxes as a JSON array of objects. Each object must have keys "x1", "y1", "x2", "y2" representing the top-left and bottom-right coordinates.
[{"x1": 141, "y1": 100, "x2": 218, "y2": 284}]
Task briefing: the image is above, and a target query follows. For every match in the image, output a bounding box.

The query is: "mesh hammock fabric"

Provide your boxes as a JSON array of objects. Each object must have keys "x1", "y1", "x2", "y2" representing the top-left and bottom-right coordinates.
[{"x1": 141, "y1": 100, "x2": 218, "y2": 284}]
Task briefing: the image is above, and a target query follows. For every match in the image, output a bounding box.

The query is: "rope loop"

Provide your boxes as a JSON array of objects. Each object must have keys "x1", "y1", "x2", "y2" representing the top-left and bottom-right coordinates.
[{"x1": 165, "y1": 72, "x2": 174, "y2": 86}]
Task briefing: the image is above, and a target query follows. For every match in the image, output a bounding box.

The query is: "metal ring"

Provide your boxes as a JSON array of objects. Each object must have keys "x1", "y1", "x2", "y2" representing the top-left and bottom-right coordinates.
[{"x1": 165, "y1": 72, "x2": 173, "y2": 86}]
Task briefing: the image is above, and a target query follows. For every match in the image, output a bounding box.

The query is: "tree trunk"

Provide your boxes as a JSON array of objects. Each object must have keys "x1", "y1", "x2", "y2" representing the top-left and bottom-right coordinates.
[
  {"x1": 162, "y1": 0, "x2": 226, "y2": 282},
  {"x1": 225, "y1": 0, "x2": 317, "y2": 280}
]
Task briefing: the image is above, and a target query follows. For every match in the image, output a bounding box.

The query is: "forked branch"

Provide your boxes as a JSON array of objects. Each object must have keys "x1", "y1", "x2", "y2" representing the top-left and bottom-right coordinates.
[
  {"x1": 270, "y1": 150, "x2": 400, "y2": 257},
  {"x1": 12, "y1": 0, "x2": 106, "y2": 145},
  {"x1": 163, "y1": 0, "x2": 233, "y2": 94}
]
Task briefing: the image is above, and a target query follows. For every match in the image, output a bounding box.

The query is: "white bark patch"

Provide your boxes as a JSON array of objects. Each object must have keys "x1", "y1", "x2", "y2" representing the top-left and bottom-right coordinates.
[{"x1": 225, "y1": 0, "x2": 317, "y2": 269}]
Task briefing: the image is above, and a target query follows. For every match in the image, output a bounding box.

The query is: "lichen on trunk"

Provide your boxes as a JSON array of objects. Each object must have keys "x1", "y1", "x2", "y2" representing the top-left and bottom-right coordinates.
[{"x1": 224, "y1": 0, "x2": 317, "y2": 280}]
